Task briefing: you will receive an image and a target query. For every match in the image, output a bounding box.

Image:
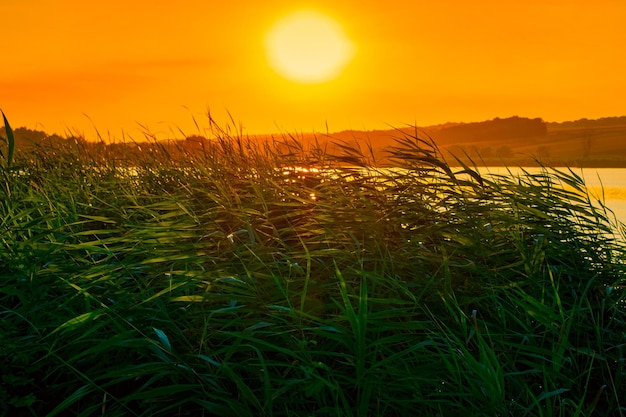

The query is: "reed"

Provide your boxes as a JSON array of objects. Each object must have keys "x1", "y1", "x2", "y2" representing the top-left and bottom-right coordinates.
[
  {"x1": 0, "y1": 111, "x2": 15, "y2": 168},
  {"x1": 1, "y1": 116, "x2": 624, "y2": 416}
]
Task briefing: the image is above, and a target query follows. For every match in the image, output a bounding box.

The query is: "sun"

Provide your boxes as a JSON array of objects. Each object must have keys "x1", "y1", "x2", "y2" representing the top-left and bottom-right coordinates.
[{"x1": 264, "y1": 11, "x2": 354, "y2": 84}]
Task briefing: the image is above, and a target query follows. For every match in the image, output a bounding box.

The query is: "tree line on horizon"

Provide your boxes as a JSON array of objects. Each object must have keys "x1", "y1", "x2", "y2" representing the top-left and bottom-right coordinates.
[{"x1": 2, "y1": 115, "x2": 625, "y2": 167}]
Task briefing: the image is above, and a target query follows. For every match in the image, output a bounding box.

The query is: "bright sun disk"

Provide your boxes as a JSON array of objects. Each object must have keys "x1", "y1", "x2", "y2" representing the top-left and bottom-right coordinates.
[{"x1": 265, "y1": 11, "x2": 354, "y2": 84}]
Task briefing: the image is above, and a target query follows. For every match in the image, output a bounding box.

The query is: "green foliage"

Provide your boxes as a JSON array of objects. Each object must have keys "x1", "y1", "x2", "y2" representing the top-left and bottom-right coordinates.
[
  {"x1": 0, "y1": 110, "x2": 15, "y2": 168},
  {"x1": 0, "y1": 115, "x2": 625, "y2": 416}
]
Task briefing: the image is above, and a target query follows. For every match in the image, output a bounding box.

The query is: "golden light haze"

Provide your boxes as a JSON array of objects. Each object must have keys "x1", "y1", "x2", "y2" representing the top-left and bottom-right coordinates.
[{"x1": 2, "y1": 0, "x2": 625, "y2": 139}]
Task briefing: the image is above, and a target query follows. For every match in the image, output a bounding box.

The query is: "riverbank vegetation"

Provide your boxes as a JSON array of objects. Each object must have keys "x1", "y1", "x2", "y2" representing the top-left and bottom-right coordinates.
[
  {"x1": 1, "y1": 113, "x2": 625, "y2": 416},
  {"x1": 6, "y1": 115, "x2": 626, "y2": 168}
]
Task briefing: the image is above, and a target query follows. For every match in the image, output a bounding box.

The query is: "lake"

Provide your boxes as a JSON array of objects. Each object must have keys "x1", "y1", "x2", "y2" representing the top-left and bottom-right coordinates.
[{"x1": 478, "y1": 167, "x2": 626, "y2": 229}]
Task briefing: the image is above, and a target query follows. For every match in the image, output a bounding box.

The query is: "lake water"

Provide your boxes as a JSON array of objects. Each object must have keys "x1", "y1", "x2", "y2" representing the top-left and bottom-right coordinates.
[{"x1": 478, "y1": 167, "x2": 626, "y2": 229}]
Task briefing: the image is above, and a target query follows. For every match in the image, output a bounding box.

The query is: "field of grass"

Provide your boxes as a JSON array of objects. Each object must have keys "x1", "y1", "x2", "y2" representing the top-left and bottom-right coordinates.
[{"x1": 1, "y1": 113, "x2": 625, "y2": 416}]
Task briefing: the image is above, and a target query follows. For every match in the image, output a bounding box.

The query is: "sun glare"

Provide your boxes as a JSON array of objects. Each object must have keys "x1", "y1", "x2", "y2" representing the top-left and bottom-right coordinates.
[{"x1": 265, "y1": 11, "x2": 354, "y2": 84}]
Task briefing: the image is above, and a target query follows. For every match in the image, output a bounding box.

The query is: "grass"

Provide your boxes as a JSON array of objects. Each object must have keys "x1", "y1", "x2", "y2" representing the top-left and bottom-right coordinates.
[{"x1": 1, "y1": 115, "x2": 625, "y2": 416}]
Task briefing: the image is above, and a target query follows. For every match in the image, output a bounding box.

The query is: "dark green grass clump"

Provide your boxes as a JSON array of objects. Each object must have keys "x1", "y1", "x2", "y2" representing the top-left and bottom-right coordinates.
[{"x1": 1, "y1": 119, "x2": 625, "y2": 416}]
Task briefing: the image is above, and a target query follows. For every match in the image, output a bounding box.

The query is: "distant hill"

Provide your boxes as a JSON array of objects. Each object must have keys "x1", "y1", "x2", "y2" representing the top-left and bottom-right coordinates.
[
  {"x1": 319, "y1": 116, "x2": 626, "y2": 167},
  {"x1": 546, "y1": 116, "x2": 626, "y2": 129},
  {"x1": 3, "y1": 116, "x2": 626, "y2": 167},
  {"x1": 423, "y1": 116, "x2": 547, "y2": 142},
  {"x1": 306, "y1": 116, "x2": 626, "y2": 167}
]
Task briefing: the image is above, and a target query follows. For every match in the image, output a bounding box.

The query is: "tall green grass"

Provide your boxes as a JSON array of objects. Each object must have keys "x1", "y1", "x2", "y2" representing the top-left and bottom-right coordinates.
[
  {"x1": 0, "y1": 111, "x2": 15, "y2": 168},
  {"x1": 1, "y1": 116, "x2": 624, "y2": 416}
]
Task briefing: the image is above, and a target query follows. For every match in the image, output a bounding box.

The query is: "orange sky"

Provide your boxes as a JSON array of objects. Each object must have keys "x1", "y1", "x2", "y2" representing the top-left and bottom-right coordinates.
[{"x1": 2, "y1": 0, "x2": 625, "y2": 140}]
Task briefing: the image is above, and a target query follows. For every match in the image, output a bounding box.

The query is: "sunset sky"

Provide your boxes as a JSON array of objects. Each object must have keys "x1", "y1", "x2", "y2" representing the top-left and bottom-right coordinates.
[{"x1": 2, "y1": 0, "x2": 625, "y2": 140}]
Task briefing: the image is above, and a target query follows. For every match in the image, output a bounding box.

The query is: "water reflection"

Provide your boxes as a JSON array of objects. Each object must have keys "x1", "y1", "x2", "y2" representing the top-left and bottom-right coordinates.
[{"x1": 477, "y1": 167, "x2": 626, "y2": 226}]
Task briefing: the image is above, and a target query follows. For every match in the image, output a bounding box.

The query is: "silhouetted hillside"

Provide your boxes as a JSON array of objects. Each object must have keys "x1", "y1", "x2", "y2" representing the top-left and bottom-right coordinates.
[
  {"x1": 546, "y1": 116, "x2": 626, "y2": 129},
  {"x1": 424, "y1": 116, "x2": 547, "y2": 143},
  {"x1": 4, "y1": 126, "x2": 85, "y2": 150},
  {"x1": 3, "y1": 115, "x2": 626, "y2": 167}
]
